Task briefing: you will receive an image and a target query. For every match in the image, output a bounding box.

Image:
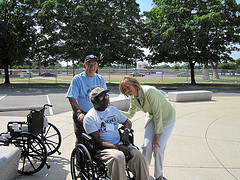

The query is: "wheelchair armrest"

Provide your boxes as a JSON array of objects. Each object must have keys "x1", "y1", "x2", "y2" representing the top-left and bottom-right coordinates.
[
  {"x1": 119, "y1": 126, "x2": 134, "y2": 133},
  {"x1": 81, "y1": 133, "x2": 96, "y2": 156},
  {"x1": 7, "y1": 121, "x2": 27, "y2": 131},
  {"x1": 82, "y1": 133, "x2": 93, "y2": 141},
  {"x1": 8, "y1": 121, "x2": 26, "y2": 125}
]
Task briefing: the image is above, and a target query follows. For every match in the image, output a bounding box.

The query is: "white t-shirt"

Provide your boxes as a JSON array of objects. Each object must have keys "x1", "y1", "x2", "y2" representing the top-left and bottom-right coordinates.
[{"x1": 83, "y1": 106, "x2": 127, "y2": 144}]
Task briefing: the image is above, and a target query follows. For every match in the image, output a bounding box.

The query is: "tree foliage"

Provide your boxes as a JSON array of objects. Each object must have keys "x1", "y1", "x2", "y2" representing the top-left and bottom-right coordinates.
[
  {"x1": 0, "y1": 0, "x2": 144, "y2": 83},
  {"x1": 0, "y1": 0, "x2": 41, "y2": 83},
  {"x1": 38, "y1": 0, "x2": 144, "y2": 67},
  {"x1": 144, "y1": 0, "x2": 240, "y2": 84}
]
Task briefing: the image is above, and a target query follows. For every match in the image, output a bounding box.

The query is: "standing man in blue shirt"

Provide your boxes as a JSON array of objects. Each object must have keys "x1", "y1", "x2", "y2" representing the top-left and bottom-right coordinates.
[{"x1": 66, "y1": 54, "x2": 107, "y2": 144}]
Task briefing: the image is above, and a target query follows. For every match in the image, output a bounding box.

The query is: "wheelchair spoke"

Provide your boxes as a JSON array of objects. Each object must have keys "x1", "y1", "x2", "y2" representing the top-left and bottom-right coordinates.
[
  {"x1": 45, "y1": 138, "x2": 58, "y2": 147},
  {"x1": 40, "y1": 137, "x2": 58, "y2": 155},
  {"x1": 20, "y1": 154, "x2": 27, "y2": 172},
  {"x1": 40, "y1": 123, "x2": 61, "y2": 156},
  {"x1": 26, "y1": 155, "x2": 37, "y2": 170},
  {"x1": 45, "y1": 132, "x2": 58, "y2": 139},
  {"x1": 27, "y1": 153, "x2": 45, "y2": 161}
]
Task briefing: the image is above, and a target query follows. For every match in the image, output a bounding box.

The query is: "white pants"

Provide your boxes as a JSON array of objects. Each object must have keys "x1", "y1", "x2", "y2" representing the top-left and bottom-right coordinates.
[{"x1": 142, "y1": 119, "x2": 175, "y2": 178}]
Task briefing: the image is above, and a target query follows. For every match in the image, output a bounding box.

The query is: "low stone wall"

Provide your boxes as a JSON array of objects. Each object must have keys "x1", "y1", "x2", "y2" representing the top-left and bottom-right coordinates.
[
  {"x1": 110, "y1": 94, "x2": 130, "y2": 111},
  {"x1": 168, "y1": 90, "x2": 213, "y2": 102},
  {"x1": 0, "y1": 146, "x2": 21, "y2": 180}
]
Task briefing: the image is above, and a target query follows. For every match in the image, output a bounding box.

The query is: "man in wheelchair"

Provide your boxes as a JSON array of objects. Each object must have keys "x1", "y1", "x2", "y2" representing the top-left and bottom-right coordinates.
[{"x1": 83, "y1": 87, "x2": 151, "y2": 180}]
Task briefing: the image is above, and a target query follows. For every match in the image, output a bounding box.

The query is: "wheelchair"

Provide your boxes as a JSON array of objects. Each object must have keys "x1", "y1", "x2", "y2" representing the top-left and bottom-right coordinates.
[
  {"x1": 0, "y1": 104, "x2": 62, "y2": 175},
  {"x1": 70, "y1": 126, "x2": 137, "y2": 180}
]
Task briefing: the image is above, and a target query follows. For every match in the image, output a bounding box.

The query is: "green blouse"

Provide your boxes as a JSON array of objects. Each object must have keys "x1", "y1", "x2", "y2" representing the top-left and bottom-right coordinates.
[{"x1": 122, "y1": 85, "x2": 175, "y2": 134}]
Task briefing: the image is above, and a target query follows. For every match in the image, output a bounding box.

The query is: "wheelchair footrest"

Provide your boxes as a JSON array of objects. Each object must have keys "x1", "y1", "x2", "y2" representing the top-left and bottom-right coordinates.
[{"x1": 0, "y1": 133, "x2": 11, "y2": 143}]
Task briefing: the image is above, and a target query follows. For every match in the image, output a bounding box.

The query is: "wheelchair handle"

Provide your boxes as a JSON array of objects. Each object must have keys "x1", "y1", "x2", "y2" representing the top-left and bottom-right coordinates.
[
  {"x1": 43, "y1": 104, "x2": 53, "y2": 108},
  {"x1": 29, "y1": 104, "x2": 52, "y2": 111}
]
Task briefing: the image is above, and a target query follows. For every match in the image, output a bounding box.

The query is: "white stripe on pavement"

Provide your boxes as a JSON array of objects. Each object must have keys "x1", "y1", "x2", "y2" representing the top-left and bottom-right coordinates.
[
  {"x1": 0, "y1": 94, "x2": 7, "y2": 100},
  {"x1": 46, "y1": 95, "x2": 54, "y2": 116}
]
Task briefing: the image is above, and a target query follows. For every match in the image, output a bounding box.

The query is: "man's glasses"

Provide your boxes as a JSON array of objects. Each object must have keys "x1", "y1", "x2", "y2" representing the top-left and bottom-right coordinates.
[{"x1": 86, "y1": 63, "x2": 98, "y2": 67}]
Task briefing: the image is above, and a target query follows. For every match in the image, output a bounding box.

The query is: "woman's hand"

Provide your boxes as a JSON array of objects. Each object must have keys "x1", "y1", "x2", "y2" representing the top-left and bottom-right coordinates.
[{"x1": 152, "y1": 134, "x2": 160, "y2": 152}]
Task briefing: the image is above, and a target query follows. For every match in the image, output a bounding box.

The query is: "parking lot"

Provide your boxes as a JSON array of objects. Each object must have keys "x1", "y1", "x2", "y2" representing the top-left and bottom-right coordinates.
[
  {"x1": 0, "y1": 85, "x2": 120, "y2": 117},
  {"x1": 0, "y1": 86, "x2": 70, "y2": 117},
  {"x1": 1, "y1": 85, "x2": 239, "y2": 117}
]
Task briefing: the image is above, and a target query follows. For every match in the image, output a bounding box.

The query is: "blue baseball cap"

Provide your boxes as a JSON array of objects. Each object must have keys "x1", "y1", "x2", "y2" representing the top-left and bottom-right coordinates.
[{"x1": 84, "y1": 55, "x2": 98, "y2": 63}]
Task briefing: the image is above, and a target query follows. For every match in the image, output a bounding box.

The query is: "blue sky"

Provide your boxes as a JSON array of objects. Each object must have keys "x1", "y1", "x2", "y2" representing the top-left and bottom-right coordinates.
[
  {"x1": 136, "y1": 0, "x2": 153, "y2": 12},
  {"x1": 136, "y1": 0, "x2": 240, "y2": 60},
  {"x1": 136, "y1": 0, "x2": 240, "y2": 12}
]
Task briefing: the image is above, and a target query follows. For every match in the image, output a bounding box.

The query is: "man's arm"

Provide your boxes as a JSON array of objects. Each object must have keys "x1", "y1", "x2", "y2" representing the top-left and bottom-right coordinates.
[
  {"x1": 69, "y1": 97, "x2": 85, "y2": 122},
  {"x1": 90, "y1": 131, "x2": 118, "y2": 149}
]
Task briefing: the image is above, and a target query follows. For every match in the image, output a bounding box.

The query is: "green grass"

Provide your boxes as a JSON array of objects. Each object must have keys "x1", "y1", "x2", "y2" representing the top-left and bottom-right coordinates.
[{"x1": 1, "y1": 75, "x2": 240, "y2": 89}]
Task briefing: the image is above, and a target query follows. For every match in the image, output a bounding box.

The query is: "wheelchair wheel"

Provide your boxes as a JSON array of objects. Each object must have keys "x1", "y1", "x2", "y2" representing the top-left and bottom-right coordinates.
[
  {"x1": 70, "y1": 144, "x2": 95, "y2": 180},
  {"x1": 39, "y1": 122, "x2": 61, "y2": 156},
  {"x1": 12, "y1": 132, "x2": 47, "y2": 175}
]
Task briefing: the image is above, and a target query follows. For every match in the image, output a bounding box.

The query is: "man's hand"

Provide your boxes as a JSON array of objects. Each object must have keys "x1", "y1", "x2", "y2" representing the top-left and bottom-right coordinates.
[
  {"x1": 77, "y1": 113, "x2": 85, "y2": 123},
  {"x1": 69, "y1": 98, "x2": 85, "y2": 122},
  {"x1": 116, "y1": 144, "x2": 133, "y2": 162}
]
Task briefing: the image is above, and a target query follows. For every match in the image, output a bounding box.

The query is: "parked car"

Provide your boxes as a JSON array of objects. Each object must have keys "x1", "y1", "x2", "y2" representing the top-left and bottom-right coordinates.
[
  {"x1": 156, "y1": 72, "x2": 163, "y2": 75},
  {"x1": 177, "y1": 72, "x2": 190, "y2": 77},
  {"x1": 22, "y1": 70, "x2": 32, "y2": 77},
  {"x1": 23, "y1": 70, "x2": 32, "y2": 74},
  {"x1": 130, "y1": 71, "x2": 145, "y2": 77},
  {"x1": 40, "y1": 72, "x2": 57, "y2": 77}
]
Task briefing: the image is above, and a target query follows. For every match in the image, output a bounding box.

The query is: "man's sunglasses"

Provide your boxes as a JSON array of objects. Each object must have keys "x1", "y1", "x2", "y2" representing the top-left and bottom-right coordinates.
[{"x1": 95, "y1": 94, "x2": 109, "y2": 101}]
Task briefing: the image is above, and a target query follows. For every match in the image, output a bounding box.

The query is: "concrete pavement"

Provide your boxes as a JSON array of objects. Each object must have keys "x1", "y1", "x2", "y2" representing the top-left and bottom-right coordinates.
[{"x1": 0, "y1": 93, "x2": 239, "y2": 180}]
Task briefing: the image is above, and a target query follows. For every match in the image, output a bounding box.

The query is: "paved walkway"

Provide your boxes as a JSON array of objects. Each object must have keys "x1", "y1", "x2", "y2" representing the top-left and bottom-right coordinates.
[{"x1": 0, "y1": 93, "x2": 239, "y2": 180}]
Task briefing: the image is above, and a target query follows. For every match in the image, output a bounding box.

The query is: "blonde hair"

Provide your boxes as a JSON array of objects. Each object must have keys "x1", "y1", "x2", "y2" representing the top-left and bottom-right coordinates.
[{"x1": 119, "y1": 75, "x2": 141, "y2": 96}]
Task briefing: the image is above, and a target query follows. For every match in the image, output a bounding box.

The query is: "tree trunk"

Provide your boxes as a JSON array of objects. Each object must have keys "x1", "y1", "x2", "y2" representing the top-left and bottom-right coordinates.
[
  {"x1": 72, "y1": 59, "x2": 75, "y2": 77},
  {"x1": 210, "y1": 61, "x2": 220, "y2": 79},
  {"x1": 189, "y1": 61, "x2": 197, "y2": 85},
  {"x1": 202, "y1": 62, "x2": 210, "y2": 80},
  {"x1": 3, "y1": 62, "x2": 10, "y2": 84}
]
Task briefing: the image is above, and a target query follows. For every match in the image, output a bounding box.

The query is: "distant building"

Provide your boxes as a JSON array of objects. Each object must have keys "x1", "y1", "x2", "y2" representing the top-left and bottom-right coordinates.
[{"x1": 137, "y1": 61, "x2": 148, "y2": 69}]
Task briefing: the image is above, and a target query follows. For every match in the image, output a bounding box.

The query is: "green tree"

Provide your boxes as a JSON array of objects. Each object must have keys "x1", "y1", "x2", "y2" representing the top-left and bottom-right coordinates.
[
  {"x1": 236, "y1": 58, "x2": 240, "y2": 69},
  {"x1": 195, "y1": 0, "x2": 240, "y2": 79},
  {"x1": 173, "y1": 63, "x2": 181, "y2": 69},
  {"x1": 218, "y1": 62, "x2": 237, "y2": 69},
  {"x1": 0, "y1": 0, "x2": 41, "y2": 84},
  {"x1": 144, "y1": 0, "x2": 240, "y2": 85},
  {"x1": 38, "y1": 0, "x2": 144, "y2": 72},
  {"x1": 154, "y1": 64, "x2": 171, "y2": 69}
]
